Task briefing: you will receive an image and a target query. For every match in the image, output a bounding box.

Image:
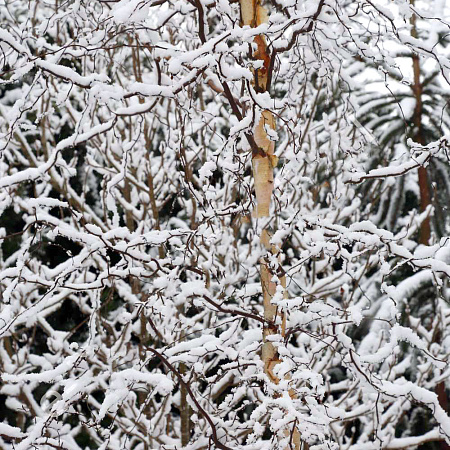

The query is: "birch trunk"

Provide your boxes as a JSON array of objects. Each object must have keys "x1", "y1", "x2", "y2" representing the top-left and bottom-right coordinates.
[{"x1": 239, "y1": 0, "x2": 301, "y2": 447}]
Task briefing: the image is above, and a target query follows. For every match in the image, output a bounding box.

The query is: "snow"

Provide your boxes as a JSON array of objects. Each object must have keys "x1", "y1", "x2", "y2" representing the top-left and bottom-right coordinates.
[
  {"x1": 112, "y1": 0, "x2": 150, "y2": 23},
  {"x1": 0, "y1": 0, "x2": 450, "y2": 449}
]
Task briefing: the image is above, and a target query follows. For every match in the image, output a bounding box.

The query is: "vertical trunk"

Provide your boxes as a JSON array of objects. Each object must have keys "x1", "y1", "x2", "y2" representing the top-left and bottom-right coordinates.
[
  {"x1": 410, "y1": 9, "x2": 431, "y2": 245},
  {"x1": 411, "y1": 8, "x2": 448, "y2": 449},
  {"x1": 178, "y1": 138, "x2": 198, "y2": 446},
  {"x1": 238, "y1": 0, "x2": 301, "y2": 447},
  {"x1": 179, "y1": 359, "x2": 191, "y2": 446},
  {"x1": 417, "y1": 166, "x2": 431, "y2": 244}
]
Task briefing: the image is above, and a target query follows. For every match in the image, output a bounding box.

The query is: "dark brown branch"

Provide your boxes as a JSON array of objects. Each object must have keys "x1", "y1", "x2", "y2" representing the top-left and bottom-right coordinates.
[
  {"x1": 200, "y1": 295, "x2": 267, "y2": 325},
  {"x1": 193, "y1": 0, "x2": 207, "y2": 44},
  {"x1": 273, "y1": 0, "x2": 326, "y2": 53}
]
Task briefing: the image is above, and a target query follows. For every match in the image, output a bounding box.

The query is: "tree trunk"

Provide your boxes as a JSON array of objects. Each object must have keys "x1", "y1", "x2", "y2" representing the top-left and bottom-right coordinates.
[
  {"x1": 238, "y1": 0, "x2": 301, "y2": 447},
  {"x1": 410, "y1": 7, "x2": 431, "y2": 245},
  {"x1": 180, "y1": 359, "x2": 192, "y2": 446},
  {"x1": 411, "y1": 7, "x2": 448, "y2": 449}
]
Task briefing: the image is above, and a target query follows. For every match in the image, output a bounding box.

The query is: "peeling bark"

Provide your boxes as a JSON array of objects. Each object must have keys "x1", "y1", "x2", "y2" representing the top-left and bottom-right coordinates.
[
  {"x1": 253, "y1": 110, "x2": 278, "y2": 216},
  {"x1": 239, "y1": 0, "x2": 301, "y2": 446},
  {"x1": 240, "y1": 0, "x2": 277, "y2": 220}
]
